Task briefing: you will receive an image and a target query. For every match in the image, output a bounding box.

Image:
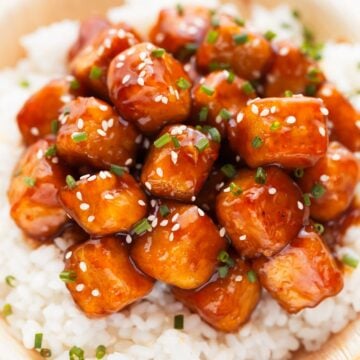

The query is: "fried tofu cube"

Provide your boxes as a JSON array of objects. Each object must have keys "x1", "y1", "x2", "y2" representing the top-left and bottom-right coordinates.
[
  {"x1": 59, "y1": 171, "x2": 147, "y2": 236},
  {"x1": 227, "y1": 97, "x2": 329, "y2": 168},
  {"x1": 172, "y1": 255, "x2": 261, "y2": 332},
  {"x1": 317, "y1": 82, "x2": 360, "y2": 151},
  {"x1": 107, "y1": 43, "x2": 192, "y2": 135},
  {"x1": 264, "y1": 40, "x2": 325, "y2": 97},
  {"x1": 130, "y1": 201, "x2": 227, "y2": 289},
  {"x1": 216, "y1": 167, "x2": 306, "y2": 258},
  {"x1": 8, "y1": 139, "x2": 68, "y2": 240},
  {"x1": 191, "y1": 70, "x2": 256, "y2": 136},
  {"x1": 56, "y1": 97, "x2": 139, "y2": 169},
  {"x1": 140, "y1": 125, "x2": 219, "y2": 201},
  {"x1": 70, "y1": 23, "x2": 141, "y2": 99},
  {"x1": 16, "y1": 77, "x2": 84, "y2": 145},
  {"x1": 63, "y1": 236, "x2": 154, "y2": 316},
  {"x1": 253, "y1": 227, "x2": 344, "y2": 313},
  {"x1": 298, "y1": 141, "x2": 359, "y2": 221}
]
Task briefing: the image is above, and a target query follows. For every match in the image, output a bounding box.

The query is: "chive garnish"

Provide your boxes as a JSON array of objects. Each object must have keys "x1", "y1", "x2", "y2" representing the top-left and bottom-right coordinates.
[
  {"x1": 95, "y1": 345, "x2": 106, "y2": 359},
  {"x1": 247, "y1": 270, "x2": 257, "y2": 283},
  {"x1": 176, "y1": 77, "x2": 191, "y2": 90},
  {"x1": 209, "y1": 62, "x2": 231, "y2": 71},
  {"x1": 208, "y1": 127, "x2": 221, "y2": 143},
  {"x1": 66, "y1": 175, "x2": 76, "y2": 189},
  {"x1": 207, "y1": 30, "x2": 219, "y2": 44},
  {"x1": 255, "y1": 167, "x2": 267, "y2": 184},
  {"x1": 305, "y1": 83, "x2": 317, "y2": 96},
  {"x1": 5, "y1": 275, "x2": 16, "y2": 287},
  {"x1": 184, "y1": 43, "x2": 198, "y2": 53},
  {"x1": 174, "y1": 314, "x2": 184, "y2": 329},
  {"x1": 34, "y1": 333, "x2": 43, "y2": 349},
  {"x1": 19, "y1": 80, "x2": 30, "y2": 88},
  {"x1": 314, "y1": 223, "x2": 324, "y2": 235},
  {"x1": 251, "y1": 136, "x2": 263, "y2": 149},
  {"x1": 133, "y1": 218, "x2": 151, "y2": 235},
  {"x1": 70, "y1": 78, "x2": 80, "y2": 90},
  {"x1": 71, "y1": 132, "x2": 87, "y2": 143},
  {"x1": 226, "y1": 70, "x2": 235, "y2": 83},
  {"x1": 89, "y1": 66, "x2": 102, "y2": 80},
  {"x1": 242, "y1": 81, "x2": 255, "y2": 95},
  {"x1": 221, "y1": 164, "x2": 236, "y2": 178},
  {"x1": 172, "y1": 136, "x2": 180, "y2": 149},
  {"x1": 154, "y1": 133, "x2": 172, "y2": 148},
  {"x1": 217, "y1": 250, "x2": 235, "y2": 268},
  {"x1": 284, "y1": 90, "x2": 293, "y2": 97},
  {"x1": 110, "y1": 164, "x2": 126, "y2": 176},
  {"x1": 195, "y1": 138, "x2": 209, "y2": 152},
  {"x1": 69, "y1": 346, "x2": 85, "y2": 360},
  {"x1": 230, "y1": 182, "x2": 242, "y2": 195},
  {"x1": 303, "y1": 193, "x2": 311, "y2": 206},
  {"x1": 218, "y1": 265, "x2": 229, "y2": 278},
  {"x1": 59, "y1": 270, "x2": 77, "y2": 283},
  {"x1": 233, "y1": 33, "x2": 248, "y2": 45},
  {"x1": 45, "y1": 145, "x2": 57, "y2": 158},
  {"x1": 234, "y1": 17, "x2": 245, "y2": 26},
  {"x1": 2, "y1": 304, "x2": 12, "y2": 317},
  {"x1": 51, "y1": 119, "x2": 59, "y2": 135},
  {"x1": 199, "y1": 106, "x2": 209, "y2": 122},
  {"x1": 40, "y1": 348, "x2": 52, "y2": 358},
  {"x1": 24, "y1": 176, "x2": 36, "y2": 187},
  {"x1": 270, "y1": 121, "x2": 281, "y2": 131},
  {"x1": 342, "y1": 254, "x2": 359, "y2": 269},
  {"x1": 200, "y1": 85, "x2": 215, "y2": 96},
  {"x1": 294, "y1": 168, "x2": 304, "y2": 178},
  {"x1": 311, "y1": 183, "x2": 326, "y2": 198},
  {"x1": 264, "y1": 30, "x2": 276, "y2": 41},
  {"x1": 219, "y1": 108, "x2": 232, "y2": 120},
  {"x1": 307, "y1": 67, "x2": 321, "y2": 81},
  {"x1": 151, "y1": 48, "x2": 165, "y2": 58},
  {"x1": 159, "y1": 204, "x2": 170, "y2": 217}
]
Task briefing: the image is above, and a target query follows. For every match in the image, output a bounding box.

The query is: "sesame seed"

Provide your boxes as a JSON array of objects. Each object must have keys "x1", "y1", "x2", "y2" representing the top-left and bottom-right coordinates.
[
  {"x1": 223, "y1": 187, "x2": 230, "y2": 193},
  {"x1": 191, "y1": 196, "x2": 196, "y2": 201},
  {"x1": 320, "y1": 107, "x2": 329, "y2": 116},
  {"x1": 137, "y1": 77, "x2": 145, "y2": 86},
  {"x1": 80, "y1": 174, "x2": 90, "y2": 180},
  {"x1": 235, "y1": 275, "x2": 243, "y2": 282},
  {"x1": 76, "y1": 284, "x2": 85, "y2": 292},
  {"x1": 251, "y1": 104, "x2": 259, "y2": 115},
  {"x1": 171, "y1": 151, "x2": 178, "y2": 165},
  {"x1": 151, "y1": 218, "x2": 158, "y2": 227},
  {"x1": 355, "y1": 120, "x2": 360, "y2": 129},
  {"x1": 122, "y1": 74, "x2": 131, "y2": 84},
  {"x1": 171, "y1": 223, "x2": 180, "y2": 232},
  {"x1": 91, "y1": 289, "x2": 100, "y2": 297},
  {"x1": 279, "y1": 47, "x2": 290, "y2": 56},
  {"x1": 215, "y1": 116, "x2": 222, "y2": 124},
  {"x1": 77, "y1": 118, "x2": 84, "y2": 129},
  {"x1": 99, "y1": 105, "x2": 108, "y2": 111},
  {"x1": 239, "y1": 234, "x2": 247, "y2": 241},
  {"x1": 172, "y1": 213, "x2": 179, "y2": 223},
  {"x1": 138, "y1": 62, "x2": 146, "y2": 71},
  {"x1": 215, "y1": 182, "x2": 225, "y2": 191},
  {"x1": 139, "y1": 70, "x2": 146, "y2": 78},
  {"x1": 139, "y1": 51, "x2": 147, "y2": 61},
  {"x1": 127, "y1": 48, "x2": 136, "y2": 56},
  {"x1": 87, "y1": 215, "x2": 95, "y2": 223},
  {"x1": 102, "y1": 120, "x2": 108, "y2": 132},
  {"x1": 80, "y1": 203, "x2": 90, "y2": 211},
  {"x1": 125, "y1": 158, "x2": 133, "y2": 166},
  {"x1": 318, "y1": 127, "x2": 326, "y2": 137},
  {"x1": 297, "y1": 201, "x2": 304, "y2": 210},
  {"x1": 285, "y1": 116, "x2": 296, "y2": 124},
  {"x1": 320, "y1": 174, "x2": 329, "y2": 182},
  {"x1": 198, "y1": 208, "x2": 205, "y2": 216},
  {"x1": 138, "y1": 199, "x2": 146, "y2": 206},
  {"x1": 76, "y1": 191, "x2": 83, "y2": 201},
  {"x1": 36, "y1": 149, "x2": 43, "y2": 159},
  {"x1": 270, "y1": 106, "x2": 277, "y2": 114},
  {"x1": 79, "y1": 261, "x2": 87, "y2": 272},
  {"x1": 117, "y1": 29, "x2": 125, "y2": 38},
  {"x1": 148, "y1": 215, "x2": 156, "y2": 221},
  {"x1": 30, "y1": 127, "x2": 40, "y2": 136},
  {"x1": 175, "y1": 90, "x2": 180, "y2": 100},
  {"x1": 65, "y1": 251, "x2": 72, "y2": 260},
  {"x1": 60, "y1": 95, "x2": 72, "y2": 103},
  {"x1": 268, "y1": 187, "x2": 277, "y2": 195},
  {"x1": 160, "y1": 219, "x2": 168, "y2": 226},
  {"x1": 161, "y1": 96, "x2": 168, "y2": 104},
  {"x1": 260, "y1": 108, "x2": 270, "y2": 117},
  {"x1": 154, "y1": 95, "x2": 162, "y2": 103},
  {"x1": 332, "y1": 153, "x2": 341, "y2": 161},
  {"x1": 156, "y1": 167, "x2": 163, "y2": 177},
  {"x1": 97, "y1": 129, "x2": 107, "y2": 137},
  {"x1": 104, "y1": 194, "x2": 114, "y2": 200},
  {"x1": 150, "y1": 199, "x2": 156, "y2": 207},
  {"x1": 116, "y1": 62, "x2": 124, "y2": 68},
  {"x1": 219, "y1": 227, "x2": 226, "y2": 237},
  {"x1": 87, "y1": 175, "x2": 97, "y2": 182},
  {"x1": 145, "y1": 181, "x2": 152, "y2": 190},
  {"x1": 169, "y1": 232, "x2": 175, "y2": 241},
  {"x1": 126, "y1": 234, "x2": 132, "y2": 244},
  {"x1": 135, "y1": 134, "x2": 143, "y2": 144},
  {"x1": 52, "y1": 157, "x2": 59, "y2": 164},
  {"x1": 236, "y1": 112, "x2": 244, "y2": 123},
  {"x1": 99, "y1": 171, "x2": 107, "y2": 179},
  {"x1": 107, "y1": 118, "x2": 114, "y2": 128},
  {"x1": 236, "y1": 155, "x2": 241, "y2": 162}
]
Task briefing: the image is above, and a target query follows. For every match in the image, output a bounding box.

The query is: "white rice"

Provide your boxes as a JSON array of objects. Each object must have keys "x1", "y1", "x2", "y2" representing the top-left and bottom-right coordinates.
[{"x1": 0, "y1": 1, "x2": 360, "y2": 359}]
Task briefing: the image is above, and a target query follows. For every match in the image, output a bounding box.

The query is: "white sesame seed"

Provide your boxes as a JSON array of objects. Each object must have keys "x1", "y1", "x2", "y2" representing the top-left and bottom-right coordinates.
[
  {"x1": 122, "y1": 74, "x2": 131, "y2": 84},
  {"x1": 99, "y1": 171, "x2": 107, "y2": 180},
  {"x1": 79, "y1": 261, "x2": 87, "y2": 272},
  {"x1": 198, "y1": 208, "x2": 205, "y2": 216},
  {"x1": 161, "y1": 96, "x2": 168, "y2": 104},
  {"x1": 320, "y1": 174, "x2": 329, "y2": 182},
  {"x1": 139, "y1": 51, "x2": 147, "y2": 61},
  {"x1": 80, "y1": 174, "x2": 90, "y2": 180},
  {"x1": 60, "y1": 95, "x2": 72, "y2": 103},
  {"x1": 145, "y1": 181, "x2": 152, "y2": 190},
  {"x1": 236, "y1": 155, "x2": 241, "y2": 162},
  {"x1": 36, "y1": 149, "x2": 43, "y2": 159},
  {"x1": 104, "y1": 171, "x2": 112, "y2": 178},
  {"x1": 148, "y1": 215, "x2": 156, "y2": 221},
  {"x1": 30, "y1": 127, "x2": 40, "y2": 136},
  {"x1": 125, "y1": 158, "x2": 133, "y2": 166},
  {"x1": 156, "y1": 167, "x2": 163, "y2": 177},
  {"x1": 138, "y1": 62, "x2": 146, "y2": 71},
  {"x1": 285, "y1": 116, "x2": 296, "y2": 124},
  {"x1": 239, "y1": 234, "x2": 247, "y2": 241},
  {"x1": 320, "y1": 107, "x2": 329, "y2": 116},
  {"x1": 80, "y1": 203, "x2": 90, "y2": 211},
  {"x1": 102, "y1": 120, "x2": 108, "y2": 132},
  {"x1": 144, "y1": 139, "x2": 150, "y2": 149},
  {"x1": 116, "y1": 62, "x2": 124, "y2": 68},
  {"x1": 297, "y1": 201, "x2": 304, "y2": 210},
  {"x1": 215, "y1": 182, "x2": 225, "y2": 191},
  {"x1": 87, "y1": 215, "x2": 95, "y2": 223},
  {"x1": 77, "y1": 118, "x2": 84, "y2": 129},
  {"x1": 215, "y1": 115, "x2": 222, "y2": 124},
  {"x1": 76, "y1": 284, "x2": 85, "y2": 292},
  {"x1": 251, "y1": 104, "x2": 259, "y2": 115},
  {"x1": 117, "y1": 29, "x2": 126, "y2": 38},
  {"x1": 99, "y1": 105, "x2": 108, "y2": 111},
  {"x1": 236, "y1": 112, "x2": 244, "y2": 123},
  {"x1": 175, "y1": 90, "x2": 180, "y2": 100},
  {"x1": 91, "y1": 289, "x2": 100, "y2": 297},
  {"x1": 126, "y1": 234, "x2": 132, "y2": 244},
  {"x1": 135, "y1": 134, "x2": 143, "y2": 144},
  {"x1": 268, "y1": 187, "x2": 277, "y2": 195},
  {"x1": 270, "y1": 106, "x2": 277, "y2": 114},
  {"x1": 76, "y1": 191, "x2": 83, "y2": 201},
  {"x1": 223, "y1": 187, "x2": 230, "y2": 193},
  {"x1": 65, "y1": 251, "x2": 72, "y2": 260},
  {"x1": 332, "y1": 153, "x2": 341, "y2": 161},
  {"x1": 138, "y1": 199, "x2": 146, "y2": 206},
  {"x1": 260, "y1": 108, "x2": 270, "y2": 117},
  {"x1": 172, "y1": 223, "x2": 180, "y2": 232},
  {"x1": 150, "y1": 199, "x2": 156, "y2": 207},
  {"x1": 235, "y1": 275, "x2": 243, "y2": 282},
  {"x1": 219, "y1": 227, "x2": 226, "y2": 237},
  {"x1": 104, "y1": 193, "x2": 114, "y2": 200},
  {"x1": 171, "y1": 151, "x2": 178, "y2": 165},
  {"x1": 172, "y1": 213, "x2": 179, "y2": 223},
  {"x1": 191, "y1": 196, "x2": 196, "y2": 201},
  {"x1": 127, "y1": 48, "x2": 136, "y2": 56},
  {"x1": 52, "y1": 157, "x2": 59, "y2": 164},
  {"x1": 107, "y1": 118, "x2": 114, "y2": 128},
  {"x1": 169, "y1": 232, "x2": 175, "y2": 241},
  {"x1": 87, "y1": 175, "x2": 97, "y2": 182},
  {"x1": 355, "y1": 120, "x2": 360, "y2": 129},
  {"x1": 279, "y1": 47, "x2": 290, "y2": 56},
  {"x1": 151, "y1": 218, "x2": 158, "y2": 227},
  {"x1": 318, "y1": 127, "x2": 326, "y2": 137},
  {"x1": 97, "y1": 129, "x2": 107, "y2": 137},
  {"x1": 137, "y1": 77, "x2": 145, "y2": 86},
  {"x1": 160, "y1": 219, "x2": 168, "y2": 226},
  {"x1": 154, "y1": 95, "x2": 162, "y2": 103}
]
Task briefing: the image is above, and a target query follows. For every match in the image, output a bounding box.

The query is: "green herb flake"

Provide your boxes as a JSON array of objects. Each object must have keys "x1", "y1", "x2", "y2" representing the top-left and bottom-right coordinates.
[
  {"x1": 172, "y1": 136, "x2": 181, "y2": 149},
  {"x1": 89, "y1": 66, "x2": 103, "y2": 80},
  {"x1": 284, "y1": 90, "x2": 293, "y2": 97},
  {"x1": 226, "y1": 70, "x2": 235, "y2": 83},
  {"x1": 154, "y1": 133, "x2": 172, "y2": 148},
  {"x1": 45, "y1": 145, "x2": 57, "y2": 158},
  {"x1": 24, "y1": 176, "x2": 36, "y2": 187},
  {"x1": 19, "y1": 80, "x2": 30, "y2": 88},
  {"x1": 159, "y1": 204, "x2": 170, "y2": 217},
  {"x1": 303, "y1": 193, "x2": 311, "y2": 206},
  {"x1": 59, "y1": 270, "x2": 77, "y2": 283},
  {"x1": 230, "y1": 182, "x2": 242, "y2": 196},
  {"x1": 342, "y1": 254, "x2": 359, "y2": 269},
  {"x1": 50, "y1": 119, "x2": 59, "y2": 135},
  {"x1": 218, "y1": 265, "x2": 229, "y2": 278},
  {"x1": 151, "y1": 48, "x2": 165, "y2": 58},
  {"x1": 255, "y1": 167, "x2": 267, "y2": 184},
  {"x1": 219, "y1": 108, "x2": 232, "y2": 121},
  {"x1": 195, "y1": 138, "x2": 209, "y2": 152},
  {"x1": 311, "y1": 183, "x2": 326, "y2": 199},
  {"x1": 174, "y1": 314, "x2": 184, "y2": 329},
  {"x1": 70, "y1": 78, "x2": 80, "y2": 90},
  {"x1": 247, "y1": 270, "x2": 257, "y2": 283},
  {"x1": 207, "y1": 30, "x2": 219, "y2": 44},
  {"x1": 96, "y1": 345, "x2": 106, "y2": 359},
  {"x1": 40, "y1": 348, "x2": 52, "y2": 358},
  {"x1": 199, "y1": 106, "x2": 209, "y2": 122},
  {"x1": 209, "y1": 62, "x2": 231, "y2": 71},
  {"x1": 34, "y1": 333, "x2": 43, "y2": 349},
  {"x1": 242, "y1": 81, "x2": 255, "y2": 95},
  {"x1": 176, "y1": 77, "x2": 191, "y2": 90},
  {"x1": 264, "y1": 30, "x2": 277, "y2": 41},
  {"x1": 221, "y1": 164, "x2": 236, "y2": 178},
  {"x1": 251, "y1": 136, "x2": 263, "y2": 149},
  {"x1": 234, "y1": 17, "x2": 245, "y2": 26},
  {"x1": 314, "y1": 223, "x2": 325, "y2": 235},
  {"x1": 69, "y1": 346, "x2": 85, "y2": 360},
  {"x1": 66, "y1": 175, "x2": 77, "y2": 189},
  {"x1": 281, "y1": 22, "x2": 291, "y2": 29},
  {"x1": 217, "y1": 250, "x2": 235, "y2": 267},
  {"x1": 110, "y1": 164, "x2": 126, "y2": 177},
  {"x1": 133, "y1": 218, "x2": 152, "y2": 235},
  {"x1": 200, "y1": 84, "x2": 215, "y2": 96},
  {"x1": 208, "y1": 127, "x2": 221, "y2": 143},
  {"x1": 307, "y1": 67, "x2": 321, "y2": 81},
  {"x1": 233, "y1": 33, "x2": 248, "y2": 45},
  {"x1": 270, "y1": 121, "x2": 281, "y2": 131},
  {"x1": 2, "y1": 304, "x2": 12, "y2": 317},
  {"x1": 184, "y1": 43, "x2": 198, "y2": 53},
  {"x1": 71, "y1": 132, "x2": 88, "y2": 143},
  {"x1": 5, "y1": 275, "x2": 16, "y2": 288},
  {"x1": 294, "y1": 168, "x2": 304, "y2": 178}
]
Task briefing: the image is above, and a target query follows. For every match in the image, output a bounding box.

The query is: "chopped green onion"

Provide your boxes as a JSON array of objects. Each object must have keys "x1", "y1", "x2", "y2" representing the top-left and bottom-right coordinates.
[
  {"x1": 151, "y1": 48, "x2": 165, "y2": 58},
  {"x1": 217, "y1": 250, "x2": 235, "y2": 267},
  {"x1": 242, "y1": 81, "x2": 255, "y2": 95},
  {"x1": 294, "y1": 168, "x2": 304, "y2": 178},
  {"x1": 200, "y1": 84, "x2": 215, "y2": 96},
  {"x1": 252, "y1": 136, "x2": 263, "y2": 149},
  {"x1": 66, "y1": 175, "x2": 76, "y2": 189},
  {"x1": 45, "y1": 145, "x2": 57, "y2": 158},
  {"x1": 184, "y1": 43, "x2": 198, "y2": 53},
  {"x1": 199, "y1": 106, "x2": 209, "y2": 122},
  {"x1": 174, "y1": 314, "x2": 184, "y2": 329},
  {"x1": 226, "y1": 70, "x2": 235, "y2": 83},
  {"x1": 314, "y1": 223, "x2": 324, "y2": 235},
  {"x1": 233, "y1": 33, "x2": 248, "y2": 45},
  {"x1": 303, "y1": 193, "x2": 311, "y2": 206},
  {"x1": 247, "y1": 270, "x2": 257, "y2": 283},
  {"x1": 89, "y1": 66, "x2": 102, "y2": 80},
  {"x1": 24, "y1": 176, "x2": 36, "y2": 187},
  {"x1": 221, "y1": 164, "x2": 236, "y2": 178},
  {"x1": 176, "y1": 3, "x2": 184, "y2": 16},
  {"x1": 301, "y1": 30, "x2": 323, "y2": 61},
  {"x1": 230, "y1": 182, "x2": 242, "y2": 196},
  {"x1": 281, "y1": 22, "x2": 291, "y2": 29},
  {"x1": 71, "y1": 132, "x2": 87, "y2": 143},
  {"x1": 307, "y1": 67, "x2": 321, "y2": 81},
  {"x1": 133, "y1": 218, "x2": 151, "y2": 235},
  {"x1": 5, "y1": 275, "x2": 16, "y2": 288},
  {"x1": 207, "y1": 30, "x2": 219, "y2": 44},
  {"x1": 342, "y1": 254, "x2": 359, "y2": 269},
  {"x1": 51, "y1": 119, "x2": 59, "y2": 135},
  {"x1": 159, "y1": 204, "x2": 170, "y2": 217},
  {"x1": 59, "y1": 270, "x2": 77, "y2": 283},
  {"x1": 211, "y1": 15, "x2": 220, "y2": 27},
  {"x1": 70, "y1": 78, "x2": 80, "y2": 90},
  {"x1": 255, "y1": 167, "x2": 267, "y2": 184},
  {"x1": 2, "y1": 304, "x2": 12, "y2": 317},
  {"x1": 270, "y1": 121, "x2": 281, "y2": 131},
  {"x1": 19, "y1": 80, "x2": 30, "y2": 88},
  {"x1": 172, "y1": 136, "x2": 181, "y2": 149},
  {"x1": 40, "y1": 348, "x2": 52, "y2": 358},
  {"x1": 208, "y1": 127, "x2": 221, "y2": 143},
  {"x1": 110, "y1": 164, "x2": 126, "y2": 176},
  {"x1": 34, "y1": 333, "x2": 43, "y2": 349},
  {"x1": 234, "y1": 17, "x2": 245, "y2": 26},
  {"x1": 218, "y1": 265, "x2": 229, "y2": 278},
  {"x1": 176, "y1": 77, "x2": 191, "y2": 90},
  {"x1": 284, "y1": 90, "x2": 293, "y2": 97},
  {"x1": 195, "y1": 138, "x2": 209, "y2": 152},
  {"x1": 69, "y1": 346, "x2": 85, "y2": 360},
  {"x1": 209, "y1": 62, "x2": 231, "y2": 71},
  {"x1": 219, "y1": 108, "x2": 232, "y2": 121},
  {"x1": 311, "y1": 183, "x2": 326, "y2": 198},
  {"x1": 154, "y1": 133, "x2": 172, "y2": 148},
  {"x1": 96, "y1": 345, "x2": 106, "y2": 359},
  {"x1": 264, "y1": 30, "x2": 277, "y2": 41}
]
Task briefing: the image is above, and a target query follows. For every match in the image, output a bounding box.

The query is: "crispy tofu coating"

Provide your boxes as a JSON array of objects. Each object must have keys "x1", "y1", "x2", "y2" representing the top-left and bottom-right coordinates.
[
  {"x1": 317, "y1": 82, "x2": 360, "y2": 151},
  {"x1": 140, "y1": 125, "x2": 220, "y2": 201},
  {"x1": 64, "y1": 236, "x2": 154, "y2": 316},
  {"x1": 253, "y1": 226, "x2": 344, "y2": 313},
  {"x1": 196, "y1": 19, "x2": 273, "y2": 80},
  {"x1": 227, "y1": 97, "x2": 329, "y2": 168},
  {"x1": 107, "y1": 42, "x2": 192, "y2": 135},
  {"x1": 216, "y1": 167, "x2": 306, "y2": 258},
  {"x1": 70, "y1": 23, "x2": 141, "y2": 99},
  {"x1": 17, "y1": 77, "x2": 85, "y2": 146},
  {"x1": 173, "y1": 254, "x2": 261, "y2": 332},
  {"x1": 8, "y1": 139, "x2": 68, "y2": 240},
  {"x1": 56, "y1": 97, "x2": 139, "y2": 169},
  {"x1": 130, "y1": 201, "x2": 227, "y2": 289},
  {"x1": 298, "y1": 141, "x2": 359, "y2": 222},
  {"x1": 149, "y1": 5, "x2": 211, "y2": 59},
  {"x1": 264, "y1": 40, "x2": 326, "y2": 97},
  {"x1": 59, "y1": 171, "x2": 147, "y2": 236},
  {"x1": 191, "y1": 70, "x2": 256, "y2": 136}
]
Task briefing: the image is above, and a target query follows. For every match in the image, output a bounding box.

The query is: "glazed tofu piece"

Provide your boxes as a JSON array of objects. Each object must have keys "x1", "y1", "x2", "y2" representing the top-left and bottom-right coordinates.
[
  {"x1": 216, "y1": 167, "x2": 306, "y2": 258},
  {"x1": 107, "y1": 42, "x2": 192, "y2": 134},
  {"x1": 227, "y1": 97, "x2": 329, "y2": 168},
  {"x1": 191, "y1": 70, "x2": 256, "y2": 136},
  {"x1": 172, "y1": 255, "x2": 261, "y2": 332},
  {"x1": 70, "y1": 23, "x2": 141, "y2": 99},
  {"x1": 196, "y1": 20, "x2": 273, "y2": 80},
  {"x1": 59, "y1": 171, "x2": 147, "y2": 236},
  {"x1": 140, "y1": 125, "x2": 219, "y2": 201},
  {"x1": 264, "y1": 40, "x2": 325, "y2": 97},
  {"x1": 149, "y1": 5, "x2": 211, "y2": 59},
  {"x1": 298, "y1": 141, "x2": 359, "y2": 221},
  {"x1": 8, "y1": 139, "x2": 68, "y2": 240},
  {"x1": 17, "y1": 77, "x2": 85, "y2": 145},
  {"x1": 63, "y1": 236, "x2": 154, "y2": 316},
  {"x1": 130, "y1": 201, "x2": 227, "y2": 289},
  {"x1": 317, "y1": 83, "x2": 360, "y2": 151},
  {"x1": 253, "y1": 226, "x2": 344, "y2": 313},
  {"x1": 68, "y1": 16, "x2": 111, "y2": 61},
  {"x1": 56, "y1": 97, "x2": 139, "y2": 169}
]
